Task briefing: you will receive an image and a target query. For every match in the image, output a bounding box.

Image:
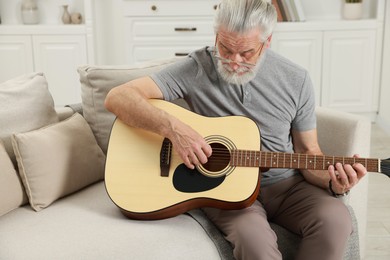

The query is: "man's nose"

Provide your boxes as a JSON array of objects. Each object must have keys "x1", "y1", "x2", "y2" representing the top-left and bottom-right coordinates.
[{"x1": 228, "y1": 53, "x2": 244, "y2": 70}]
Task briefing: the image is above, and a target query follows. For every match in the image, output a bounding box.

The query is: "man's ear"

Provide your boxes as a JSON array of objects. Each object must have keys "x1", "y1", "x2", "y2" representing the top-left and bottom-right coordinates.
[{"x1": 264, "y1": 34, "x2": 273, "y2": 48}]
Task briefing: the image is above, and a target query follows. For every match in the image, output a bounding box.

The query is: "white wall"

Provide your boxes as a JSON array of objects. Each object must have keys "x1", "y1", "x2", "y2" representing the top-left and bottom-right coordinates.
[
  {"x1": 377, "y1": 1, "x2": 390, "y2": 134},
  {"x1": 93, "y1": 0, "x2": 125, "y2": 65}
]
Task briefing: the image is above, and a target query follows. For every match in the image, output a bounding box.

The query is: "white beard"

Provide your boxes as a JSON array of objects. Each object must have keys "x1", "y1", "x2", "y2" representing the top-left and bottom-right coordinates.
[{"x1": 216, "y1": 58, "x2": 261, "y2": 85}]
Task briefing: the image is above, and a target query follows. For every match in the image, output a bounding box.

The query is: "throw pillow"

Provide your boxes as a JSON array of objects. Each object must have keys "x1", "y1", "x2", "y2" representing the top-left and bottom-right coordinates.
[
  {"x1": 0, "y1": 72, "x2": 59, "y2": 166},
  {"x1": 77, "y1": 58, "x2": 179, "y2": 154},
  {"x1": 12, "y1": 113, "x2": 105, "y2": 211},
  {"x1": 0, "y1": 140, "x2": 28, "y2": 216}
]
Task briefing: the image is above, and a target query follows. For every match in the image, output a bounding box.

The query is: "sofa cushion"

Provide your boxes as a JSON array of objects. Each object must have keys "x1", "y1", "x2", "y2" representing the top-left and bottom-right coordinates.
[
  {"x1": 0, "y1": 72, "x2": 59, "y2": 166},
  {"x1": 12, "y1": 113, "x2": 105, "y2": 211},
  {"x1": 77, "y1": 58, "x2": 179, "y2": 154},
  {"x1": 0, "y1": 140, "x2": 27, "y2": 216},
  {"x1": 0, "y1": 182, "x2": 221, "y2": 260}
]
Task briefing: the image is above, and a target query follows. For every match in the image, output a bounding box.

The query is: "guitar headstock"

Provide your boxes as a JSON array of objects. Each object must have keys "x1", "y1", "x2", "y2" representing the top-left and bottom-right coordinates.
[{"x1": 381, "y1": 158, "x2": 390, "y2": 178}]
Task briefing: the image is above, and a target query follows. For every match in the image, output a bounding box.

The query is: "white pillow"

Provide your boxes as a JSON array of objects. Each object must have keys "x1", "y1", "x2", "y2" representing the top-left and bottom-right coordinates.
[
  {"x1": 78, "y1": 58, "x2": 179, "y2": 154},
  {"x1": 0, "y1": 140, "x2": 27, "y2": 216},
  {"x1": 12, "y1": 113, "x2": 105, "y2": 211},
  {"x1": 0, "y1": 72, "x2": 59, "y2": 166}
]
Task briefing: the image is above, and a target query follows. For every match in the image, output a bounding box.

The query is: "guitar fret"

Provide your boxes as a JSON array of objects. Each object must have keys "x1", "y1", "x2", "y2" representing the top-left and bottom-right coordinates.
[
  {"x1": 235, "y1": 150, "x2": 237, "y2": 166},
  {"x1": 249, "y1": 150, "x2": 252, "y2": 166},
  {"x1": 233, "y1": 150, "x2": 236, "y2": 166},
  {"x1": 245, "y1": 150, "x2": 248, "y2": 166},
  {"x1": 298, "y1": 154, "x2": 300, "y2": 168},
  {"x1": 232, "y1": 150, "x2": 234, "y2": 166},
  {"x1": 268, "y1": 152, "x2": 272, "y2": 168},
  {"x1": 244, "y1": 150, "x2": 247, "y2": 166},
  {"x1": 305, "y1": 154, "x2": 308, "y2": 169},
  {"x1": 239, "y1": 150, "x2": 242, "y2": 166},
  {"x1": 246, "y1": 150, "x2": 248, "y2": 166},
  {"x1": 238, "y1": 150, "x2": 240, "y2": 166},
  {"x1": 236, "y1": 150, "x2": 239, "y2": 166}
]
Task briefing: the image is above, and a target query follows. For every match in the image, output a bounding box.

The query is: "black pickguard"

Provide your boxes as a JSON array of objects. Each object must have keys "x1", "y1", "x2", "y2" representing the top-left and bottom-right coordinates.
[{"x1": 173, "y1": 164, "x2": 225, "y2": 193}]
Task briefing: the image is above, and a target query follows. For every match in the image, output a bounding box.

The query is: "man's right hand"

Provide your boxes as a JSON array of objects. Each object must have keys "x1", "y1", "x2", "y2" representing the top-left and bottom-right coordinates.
[{"x1": 167, "y1": 120, "x2": 212, "y2": 169}]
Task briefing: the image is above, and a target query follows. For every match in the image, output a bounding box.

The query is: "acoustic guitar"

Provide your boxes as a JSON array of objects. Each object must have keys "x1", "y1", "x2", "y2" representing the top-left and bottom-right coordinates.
[{"x1": 105, "y1": 99, "x2": 390, "y2": 220}]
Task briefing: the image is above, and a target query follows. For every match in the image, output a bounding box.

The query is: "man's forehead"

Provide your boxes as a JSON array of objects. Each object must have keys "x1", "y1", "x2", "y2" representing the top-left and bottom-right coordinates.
[{"x1": 217, "y1": 27, "x2": 262, "y2": 50}]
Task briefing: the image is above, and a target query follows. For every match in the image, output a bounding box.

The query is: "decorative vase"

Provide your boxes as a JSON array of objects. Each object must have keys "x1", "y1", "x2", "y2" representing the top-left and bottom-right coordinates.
[
  {"x1": 61, "y1": 5, "x2": 71, "y2": 24},
  {"x1": 342, "y1": 3, "x2": 363, "y2": 20},
  {"x1": 21, "y1": 0, "x2": 39, "y2": 24},
  {"x1": 71, "y1": 12, "x2": 82, "y2": 24}
]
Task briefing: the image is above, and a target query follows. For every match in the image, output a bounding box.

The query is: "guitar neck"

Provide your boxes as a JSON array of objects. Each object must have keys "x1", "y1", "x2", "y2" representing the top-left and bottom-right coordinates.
[{"x1": 230, "y1": 150, "x2": 380, "y2": 172}]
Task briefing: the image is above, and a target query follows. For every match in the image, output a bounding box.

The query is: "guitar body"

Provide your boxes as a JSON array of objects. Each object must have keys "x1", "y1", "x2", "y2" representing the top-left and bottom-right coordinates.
[{"x1": 105, "y1": 100, "x2": 261, "y2": 220}]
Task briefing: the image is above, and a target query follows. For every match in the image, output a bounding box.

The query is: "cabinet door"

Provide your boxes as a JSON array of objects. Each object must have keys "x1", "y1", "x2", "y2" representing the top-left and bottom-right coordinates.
[
  {"x1": 0, "y1": 36, "x2": 34, "y2": 83},
  {"x1": 271, "y1": 32, "x2": 323, "y2": 106},
  {"x1": 322, "y1": 30, "x2": 376, "y2": 113},
  {"x1": 32, "y1": 35, "x2": 87, "y2": 106}
]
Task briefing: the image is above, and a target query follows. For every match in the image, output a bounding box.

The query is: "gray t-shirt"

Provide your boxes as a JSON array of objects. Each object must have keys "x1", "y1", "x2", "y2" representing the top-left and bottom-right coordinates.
[{"x1": 150, "y1": 46, "x2": 316, "y2": 186}]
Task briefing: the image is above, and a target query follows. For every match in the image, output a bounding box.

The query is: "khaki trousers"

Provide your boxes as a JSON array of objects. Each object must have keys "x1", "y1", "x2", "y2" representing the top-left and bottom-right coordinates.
[{"x1": 203, "y1": 175, "x2": 353, "y2": 260}]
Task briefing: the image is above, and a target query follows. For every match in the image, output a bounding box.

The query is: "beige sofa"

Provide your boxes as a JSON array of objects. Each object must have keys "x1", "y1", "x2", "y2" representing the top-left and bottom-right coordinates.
[{"x1": 0, "y1": 58, "x2": 371, "y2": 259}]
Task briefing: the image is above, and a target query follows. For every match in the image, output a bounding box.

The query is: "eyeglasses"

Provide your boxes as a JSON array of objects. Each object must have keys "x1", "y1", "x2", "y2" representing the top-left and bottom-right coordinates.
[
  {"x1": 211, "y1": 50, "x2": 257, "y2": 69},
  {"x1": 212, "y1": 38, "x2": 267, "y2": 69}
]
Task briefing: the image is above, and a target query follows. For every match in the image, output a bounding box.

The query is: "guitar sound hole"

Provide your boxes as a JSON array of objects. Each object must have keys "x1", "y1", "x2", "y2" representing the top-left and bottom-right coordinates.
[{"x1": 202, "y1": 143, "x2": 230, "y2": 172}]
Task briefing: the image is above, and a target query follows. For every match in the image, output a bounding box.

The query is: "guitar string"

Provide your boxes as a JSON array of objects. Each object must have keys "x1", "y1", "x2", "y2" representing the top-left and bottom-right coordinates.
[
  {"x1": 171, "y1": 148, "x2": 379, "y2": 162},
  {"x1": 168, "y1": 149, "x2": 379, "y2": 170},
  {"x1": 200, "y1": 148, "x2": 379, "y2": 164}
]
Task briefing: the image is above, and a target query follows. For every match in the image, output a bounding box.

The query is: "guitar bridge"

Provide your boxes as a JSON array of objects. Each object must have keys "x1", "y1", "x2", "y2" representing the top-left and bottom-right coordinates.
[{"x1": 160, "y1": 138, "x2": 172, "y2": 177}]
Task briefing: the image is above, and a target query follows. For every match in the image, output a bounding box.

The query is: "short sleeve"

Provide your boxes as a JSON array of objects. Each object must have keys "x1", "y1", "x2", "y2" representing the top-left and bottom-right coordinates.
[{"x1": 291, "y1": 71, "x2": 317, "y2": 131}]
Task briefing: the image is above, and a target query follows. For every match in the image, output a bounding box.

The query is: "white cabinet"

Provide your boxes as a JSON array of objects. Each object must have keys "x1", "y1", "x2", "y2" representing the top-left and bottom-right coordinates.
[
  {"x1": 322, "y1": 30, "x2": 376, "y2": 112},
  {"x1": 271, "y1": 26, "x2": 380, "y2": 117},
  {"x1": 0, "y1": 0, "x2": 94, "y2": 106},
  {"x1": 0, "y1": 36, "x2": 33, "y2": 81},
  {"x1": 121, "y1": 0, "x2": 219, "y2": 64},
  {"x1": 32, "y1": 35, "x2": 88, "y2": 106},
  {"x1": 0, "y1": 30, "x2": 89, "y2": 106}
]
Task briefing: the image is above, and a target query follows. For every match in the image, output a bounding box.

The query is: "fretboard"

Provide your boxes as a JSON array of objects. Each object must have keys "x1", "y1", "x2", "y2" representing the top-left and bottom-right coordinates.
[{"x1": 230, "y1": 150, "x2": 379, "y2": 172}]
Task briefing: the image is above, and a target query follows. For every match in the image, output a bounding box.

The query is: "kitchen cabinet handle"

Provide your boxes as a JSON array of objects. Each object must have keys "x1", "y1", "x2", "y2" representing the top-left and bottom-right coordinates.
[
  {"x1": 174, "y1": 27, "x2": 197, "y2": 32},
  {"x1": 175, "y1": 53, "x2": 189, "y2": 56}
]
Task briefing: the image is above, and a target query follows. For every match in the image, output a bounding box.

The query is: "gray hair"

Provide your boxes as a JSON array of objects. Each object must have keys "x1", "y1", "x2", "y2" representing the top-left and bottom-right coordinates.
[{"x1": 214, "y1": 0, "x2": 277, "y2": 42}]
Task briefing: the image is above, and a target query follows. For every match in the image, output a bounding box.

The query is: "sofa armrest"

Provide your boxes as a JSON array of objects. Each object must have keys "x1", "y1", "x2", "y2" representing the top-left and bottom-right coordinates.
[
  {"x1": 55, "y1": 104, "x2": 83, "y2": 121},
  {"x1": 316, "y1": 106, "x2": 371, "y2": 157},
  {"x1": 55, "y1": 106, "x2": 74, "y2": 121},
  {"x1": 315, "y1": 106, "x2": 371, "y2": 256}
]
